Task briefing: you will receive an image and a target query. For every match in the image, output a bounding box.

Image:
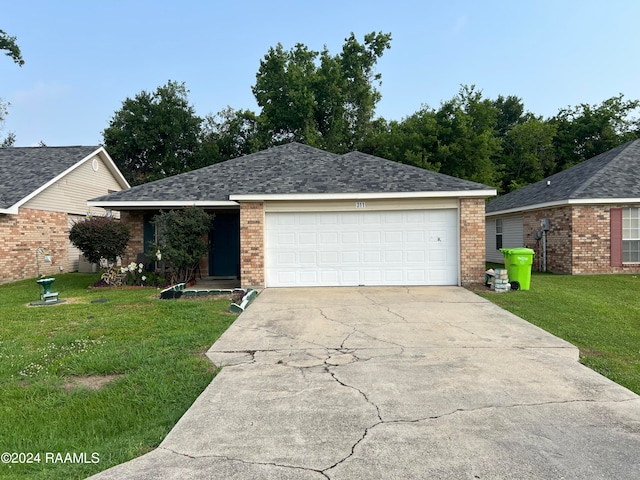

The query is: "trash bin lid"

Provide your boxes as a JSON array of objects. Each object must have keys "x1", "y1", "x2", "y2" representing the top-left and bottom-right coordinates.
[{"x1": 500, "y1": 247, "x2": 535, "y2": 255}]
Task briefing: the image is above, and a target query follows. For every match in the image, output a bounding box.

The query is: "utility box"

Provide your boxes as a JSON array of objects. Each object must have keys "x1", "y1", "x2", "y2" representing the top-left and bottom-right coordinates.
[
  {"x1": 541, "y1": 218, "x2": 550, "y2": 231},
  {"x1": 500, "y1": 248, "x2": 535, "y2": 290}
]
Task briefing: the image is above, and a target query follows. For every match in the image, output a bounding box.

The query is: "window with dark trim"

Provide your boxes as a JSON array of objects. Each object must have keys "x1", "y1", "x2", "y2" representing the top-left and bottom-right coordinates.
[{"x1": 495, "y1": 219, "x2": 503, "y2": 250}]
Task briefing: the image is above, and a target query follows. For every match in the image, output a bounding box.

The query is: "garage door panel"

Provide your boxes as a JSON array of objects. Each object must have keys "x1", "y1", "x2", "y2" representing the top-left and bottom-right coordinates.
[
  {"x1": 299, "y1": 252, "x2": 317, "y2": 264},
  {"x1": 363, "y1": 251, "x2": 381, "y2": 263},
  {"x1": 278, "y1": 252, "x2": 296, "y2": 265},
  {"x1": 319, "y1": 232, "x2": 338, "y2": 244},
  {"x1": 298, "y1": 233, "x2": 317, "y2": 245},
  {"x1": 406, "y1": 231, "x2": 425, "y2": 243},
  {"x1": 341, "y1": 270, "x2": 360, "y2": 284},
  {"x1": 319, "y1": 251, "x2": 339, "y2": 264},
  {"x1": 278, "y1": 233, "x2": 295, "y2": 245},
  {"x1": 385, "y1": 251, "x2": 402, "y2": 263},
  {"x1": 363, "y1": 232, "x2": 381, "y2": 244},
  {"x1": 300, "y1": 271, "x2": 318, "y2": 283},
  {"x1": 341, "y1": 232, "x2": 359, "y2": 243},
  {"x1": 341, "y1": 251, "x2": 360, "y2": 263},
  {"x1": 363, "y1": 271, "x2": 382, "y2": 283},
  {"x1": 265, "y1": 210, "x2": 458, "y2": 287}
]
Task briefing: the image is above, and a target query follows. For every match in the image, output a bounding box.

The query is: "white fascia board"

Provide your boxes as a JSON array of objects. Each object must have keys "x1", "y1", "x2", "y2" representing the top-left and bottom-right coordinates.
[
  {"x1": 486, "y1": 197, "x2": 640, "y2": 217},
  {"x1": 87, "y1": 200, "x2": 240, "y2": 209},
  {"x1": 229, "y1": 190, "x2": 497, "y2": 201},
  {"x1": 0, "y1": 206, "x2": 19, "y2": 215},
  {"x1": 96, "y1": 147, "x2": 131, "y2": 189},
  {"x1": 568, "y1": 197, "x2": 640, "y2": 205}
]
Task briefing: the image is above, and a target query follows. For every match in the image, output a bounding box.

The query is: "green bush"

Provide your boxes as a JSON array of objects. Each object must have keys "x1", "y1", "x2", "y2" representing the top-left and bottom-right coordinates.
[
  {"x1": 150, "y1": 207, "x2": 212, "y2": 284},
  {"x1": 69, "y1": 216, "x2": 130, "y2": 265}
]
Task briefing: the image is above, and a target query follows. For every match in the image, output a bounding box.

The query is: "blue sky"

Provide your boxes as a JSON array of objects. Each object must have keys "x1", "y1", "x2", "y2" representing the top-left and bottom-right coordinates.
[{"x1": 2, "y1": 0, "x2": 640, "y2": 146}]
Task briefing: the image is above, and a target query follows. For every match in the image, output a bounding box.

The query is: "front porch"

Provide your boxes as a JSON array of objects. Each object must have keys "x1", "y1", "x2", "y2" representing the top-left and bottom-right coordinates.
[{"x1": 187, "y1": 276, "x2": 241, "y2": 291}]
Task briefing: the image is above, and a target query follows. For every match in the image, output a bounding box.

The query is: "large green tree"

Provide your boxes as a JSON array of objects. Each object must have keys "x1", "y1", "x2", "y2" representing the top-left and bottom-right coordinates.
[
  {"x1": 103, "y1": 81, "x2": 206, "y2": 185},
  {"x1": 202, "y1": 107, "x2": 264, "y2": 162},
  {"x1": 549, "y1": 94, "x2": 640, "y2": 171},
  {"x1": 501, "y1": 116, "x2": 557, "y2": 192},
  {"x1": 431, "y1": 86, "x2": 502, "y2": 186},
  {"x1": 252, "y1": 31, "x2": 392, "y2": 152}
]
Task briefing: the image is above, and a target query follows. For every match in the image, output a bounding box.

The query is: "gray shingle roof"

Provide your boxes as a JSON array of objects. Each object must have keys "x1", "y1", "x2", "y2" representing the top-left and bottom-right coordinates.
[
  {"x1": 92, "y1": 143, "x2": 493, "y2": 203},
  {"x1": 486, "y1": 139, "x2": 640, "y2": 214},
  {"x1": 0, "y1": 146, "x2": 100, "y2": 209}
]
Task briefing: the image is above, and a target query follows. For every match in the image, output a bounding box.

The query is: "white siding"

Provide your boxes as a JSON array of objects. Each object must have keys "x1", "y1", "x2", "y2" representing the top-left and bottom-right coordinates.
[
  {"x1": 486, "y1": 215, "x2": 524, "y2": 263},
  {"x1": 23, "y1": 153, "x2": 124, "y2": 216}
]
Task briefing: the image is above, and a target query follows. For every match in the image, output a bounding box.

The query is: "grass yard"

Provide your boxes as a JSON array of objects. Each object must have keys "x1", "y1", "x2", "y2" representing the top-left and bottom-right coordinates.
[
  {"x1": 476, "y1": 271, "x2": 640, "y2": 395},
  {"x1": 0, "y1": 273, "x2": 238, "y2": 480}
]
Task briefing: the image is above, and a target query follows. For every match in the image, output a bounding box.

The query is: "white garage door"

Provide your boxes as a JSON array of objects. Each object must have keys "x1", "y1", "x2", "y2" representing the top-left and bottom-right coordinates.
[{"x1": 265, "y1": 210, "x2": 458, "y2": 287}]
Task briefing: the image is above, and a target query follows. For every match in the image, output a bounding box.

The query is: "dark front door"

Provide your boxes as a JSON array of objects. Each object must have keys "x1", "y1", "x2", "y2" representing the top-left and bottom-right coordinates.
[{"x1": 209, "y1": 212, "x2": 240, "y2": 277}]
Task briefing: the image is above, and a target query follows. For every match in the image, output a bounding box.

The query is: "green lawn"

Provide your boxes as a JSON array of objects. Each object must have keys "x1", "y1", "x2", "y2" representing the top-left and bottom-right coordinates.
[
  {"x1": 0, "y1": 273, "x2": 238, "y2": 480},
  {"x1": 476, "y1": 272, "x2": 640, "y2": 394}
]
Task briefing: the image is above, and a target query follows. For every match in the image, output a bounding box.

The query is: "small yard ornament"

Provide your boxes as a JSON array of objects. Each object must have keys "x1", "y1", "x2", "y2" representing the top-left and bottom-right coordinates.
[{"x1": 30, "y1": 277, "x2": 63, "y2": 306}]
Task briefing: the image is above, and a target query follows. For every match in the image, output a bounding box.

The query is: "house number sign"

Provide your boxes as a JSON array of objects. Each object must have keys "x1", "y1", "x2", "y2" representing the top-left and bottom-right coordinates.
[{"x1": 355, "y1": 202, "x2": 366, "y2": 209}]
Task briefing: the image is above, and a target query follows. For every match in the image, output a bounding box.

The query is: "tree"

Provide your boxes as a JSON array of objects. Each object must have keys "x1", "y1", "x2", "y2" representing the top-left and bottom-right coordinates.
[
  {"x1": 0, "y1": 29, "x2": 24, "y2": 66},
  {"x1": 1, "y1": 29, "x2": 23, "y2": 145},
  {"x1": 103, "y1": 81, "x2": 205, "y2": 185},
  {"x1": 252, "y1": 31, "x2": 392, "y2": 152},
  {"x1": 202, "y1": 107, "x2": 264, "y2": 161},
  {"x1": 501, "y1": 116, "x2": 557, "y2": 192},
  {"x1": 550, "y1": 94, "x2": 640, "y2": 171},
  {"x1": 150, "y1": 207, "x2": 211, "y2": 284},
  {"x1": 69, "y1": 216, "x2": 131, "y2": 265},
  {"x1": 431, "y1": 86, "x2": 502, "y2": 186}
]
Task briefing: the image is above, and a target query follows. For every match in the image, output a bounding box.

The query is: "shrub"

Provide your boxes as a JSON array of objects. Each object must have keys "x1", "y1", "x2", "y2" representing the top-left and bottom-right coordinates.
[
  {"x1": 150, "y1": 207, "x2": 212, "y2": 284},
  {"x1": 69, "y1": 216, "x2": 130, "y2": 265}
]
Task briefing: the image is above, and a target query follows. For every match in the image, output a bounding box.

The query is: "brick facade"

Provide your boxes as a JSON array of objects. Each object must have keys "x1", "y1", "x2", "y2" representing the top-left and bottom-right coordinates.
[
  {"x1": 0, "y1": 208, "x2": 70, "y2": 284},
  {"x1": 119, "y1": 199, "x2": 488, "y2": 288},
  {"x1": 520, "y1": 204, "x2": 640, "y2": 275},
  {"x1": 523, "y1": 206, "x2": 573, "y2": 273},
  {"x1": 460, "y1": 198, "x2": 486, "y2": 285},
  {"x1": 239, "y1": 202, "x2": 265, "y2": 287},
  {"x1": 119, "y1": 211, "x2": 144, "y2": 266}
]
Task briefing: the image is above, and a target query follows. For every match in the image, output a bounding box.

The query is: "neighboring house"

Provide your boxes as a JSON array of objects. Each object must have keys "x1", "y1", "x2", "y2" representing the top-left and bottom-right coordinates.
[
  {"x1": 486, "y1": 139, "x2": 640, "y2": 274},
  {"x1": 0, "y1": 146, "x2": 130, "y2": 284},
  {"x1": 90, "y1": 142, "x2": 495, "y2": 288}
]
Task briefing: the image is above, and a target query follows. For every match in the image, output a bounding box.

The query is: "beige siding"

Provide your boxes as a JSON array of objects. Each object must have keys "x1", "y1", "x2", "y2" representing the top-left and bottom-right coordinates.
[
  {"x1": 486, "y1": 214, "x2": 524, "y2": 263},
  {"x1": 68, "y1": 215, "x2": 81, "y2": 271},
  {"x1": 264, "y1": 198, "x2": 458, "y2": 213},
  {"x1": 23, "y1": 153, "x2": 124, "y2": 216}
]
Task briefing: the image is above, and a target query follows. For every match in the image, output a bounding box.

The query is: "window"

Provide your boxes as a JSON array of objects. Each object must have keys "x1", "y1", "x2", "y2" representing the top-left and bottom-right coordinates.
[
  {"x1": 495, "y1": 219, "x2": 503, "y2": 250},
  {"x1": 623, "y1": 208, "x2": 640, "y2": 263}
]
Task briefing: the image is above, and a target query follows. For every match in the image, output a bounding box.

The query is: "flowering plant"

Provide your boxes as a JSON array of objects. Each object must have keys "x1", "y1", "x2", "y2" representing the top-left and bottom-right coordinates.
[{"x1": 121, "y1": 262, "x2": 147, "y2": 286}]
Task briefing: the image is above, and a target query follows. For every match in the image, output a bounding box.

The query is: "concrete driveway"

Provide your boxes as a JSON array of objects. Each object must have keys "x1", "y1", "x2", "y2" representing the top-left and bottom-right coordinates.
[{"x1": 89, "y1": 287, "x2": 640, "y2": 479}]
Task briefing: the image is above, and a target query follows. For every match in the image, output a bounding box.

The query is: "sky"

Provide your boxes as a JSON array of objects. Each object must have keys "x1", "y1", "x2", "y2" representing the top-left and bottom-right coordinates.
[{"x1": 2, "y1": 0, "x2": 640, "y2": 147}]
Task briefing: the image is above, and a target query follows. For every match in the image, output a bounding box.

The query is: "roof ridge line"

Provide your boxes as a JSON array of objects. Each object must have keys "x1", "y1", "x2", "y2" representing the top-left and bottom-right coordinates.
[{"x1": 571, "y1": 140, "x2": 636, "y2": 197}]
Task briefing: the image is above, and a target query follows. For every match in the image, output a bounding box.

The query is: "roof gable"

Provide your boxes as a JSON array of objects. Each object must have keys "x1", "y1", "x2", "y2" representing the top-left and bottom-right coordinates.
[
  {"x1": 487, "y1": 139, "x2": 640, "y2": 214},
  {"x1": 0, "y1": 146, "x2": 129, "y2": 214},
  {"x1": 91, "y1": 143, "x2": 494, "y2": 206}
]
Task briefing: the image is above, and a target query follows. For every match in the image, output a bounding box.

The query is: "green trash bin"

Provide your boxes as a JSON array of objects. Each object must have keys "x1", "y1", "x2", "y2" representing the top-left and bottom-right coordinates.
[{"x1": 500, "y1": 248, "x2": 535, "y2": 290}]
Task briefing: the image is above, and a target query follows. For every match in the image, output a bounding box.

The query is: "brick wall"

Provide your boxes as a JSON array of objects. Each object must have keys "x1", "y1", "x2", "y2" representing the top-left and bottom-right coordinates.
[
  {"x1": 460, "y1": 198, "x2": 486, "y2": 285},
  {"x1": 523, "y1": 206, "x2": 572, "y2": 274},
  {"x1": 240, "y1": 202, "x2": 265, "y2": 287},
  {"x1": 522, "y1": 204, "x2": 640, "y2": 275},
  {"x1": 572, "y1": 205, "x2": 611, "y2": 274},
  {"x1": 120, "y1": 211, "x2": 144, "y2": 266},
  {"x1": 0, "y1": 208, "x2": 70, "y2": 284}
]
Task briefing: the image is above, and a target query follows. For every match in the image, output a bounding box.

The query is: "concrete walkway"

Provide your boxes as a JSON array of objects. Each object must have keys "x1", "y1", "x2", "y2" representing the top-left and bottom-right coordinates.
[{"x1": 88, "y1": 287, "x2": 640, "y2": 479}]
